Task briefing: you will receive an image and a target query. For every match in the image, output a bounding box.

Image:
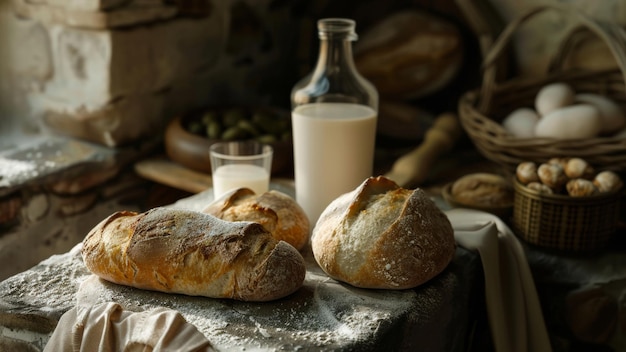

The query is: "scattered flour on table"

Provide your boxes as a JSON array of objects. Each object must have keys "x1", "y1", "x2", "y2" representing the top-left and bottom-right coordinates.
[
  {"x1": 0, "y1": 158, "x2": 38, "y2": 185},
  {"x1": 1, "y1": 246, "x2": 90, "y2": 313},
  {"x1": 75, "y1": 267, "x2": 417, "y2": 351}
]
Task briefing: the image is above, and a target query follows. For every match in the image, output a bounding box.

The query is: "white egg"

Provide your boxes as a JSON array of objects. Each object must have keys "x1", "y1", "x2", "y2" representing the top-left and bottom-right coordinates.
[
  {"x1": 575, "y1": 93, "x2": 625, "y2": 135},
  {"x1": 502, "y1": 107, "x2": 539, "y2": 138},
  {"x1": 535, "y1": 104, "x2": 602, "y2": 139},
  {"x1": 535, "y1": 82, "x2": 576, "y2": 116}
]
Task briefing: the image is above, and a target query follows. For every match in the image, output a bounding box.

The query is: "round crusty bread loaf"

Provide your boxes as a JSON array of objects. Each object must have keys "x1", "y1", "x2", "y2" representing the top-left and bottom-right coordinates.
[
  {"x1": 203, "y1": 188, "x2": 310, "y2": 251},
  {"x1": 82, "y1": 208, "x2": 306, "y2": 302},
  {"x1": 311, "y1": 176, "x2": 455, "y2": 289},
  {"x1": 451, "y1": 173, "x2": 513, "y2": 207}
]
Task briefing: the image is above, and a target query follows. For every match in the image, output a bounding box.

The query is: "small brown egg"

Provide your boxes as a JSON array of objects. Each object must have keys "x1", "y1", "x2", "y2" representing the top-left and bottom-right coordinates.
[
  {"x1": 526, "y1": 182, "x2": 554, "y2": 194},
  {"x1": 564, "y1": 158, "x2": 595, "y2": 180},
  {"x1": 548, "y1": 157, "x2": 570, "y2": 169},
  {"x1": 593, "y1": 171, "x2": 623, "y2": 193},
  {"x1": 566, "y1": 179, "x2": 598, "y2": 197},
  {"x1": 516, "y1": 161, "x2": 539, "y2": 184},
  {"x1": 537, "y1": 163, "x2": 568, "y2": 190}
]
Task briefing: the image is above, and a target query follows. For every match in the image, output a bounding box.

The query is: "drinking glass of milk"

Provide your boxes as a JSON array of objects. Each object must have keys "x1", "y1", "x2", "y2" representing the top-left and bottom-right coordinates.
[{"x1": 209, "y1": 141, "x2": 273, "y2": 199}]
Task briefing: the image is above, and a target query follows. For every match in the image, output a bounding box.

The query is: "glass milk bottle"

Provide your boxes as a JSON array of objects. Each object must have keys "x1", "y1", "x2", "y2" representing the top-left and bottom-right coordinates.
[{"x1": 291, "y1": 18, "x2": 378, "y2": 224}]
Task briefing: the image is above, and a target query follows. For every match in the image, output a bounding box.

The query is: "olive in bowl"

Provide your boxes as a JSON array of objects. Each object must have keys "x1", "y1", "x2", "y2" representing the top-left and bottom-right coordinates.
[{"x1": 165, "y1": 107, "x2": 293, "y2": 175}]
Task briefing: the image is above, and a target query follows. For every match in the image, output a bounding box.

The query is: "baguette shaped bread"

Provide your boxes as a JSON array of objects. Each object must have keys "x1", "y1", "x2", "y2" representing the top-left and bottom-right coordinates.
[
  {"x1": 82, "y1": 208, "x2": 306, "y2": 302},
  {"x1": 203, "y1": 188, "x2": 309, "y2": 250},
  {"x1": 312, "y1": 176, "x2": 455, "y2": 289}
]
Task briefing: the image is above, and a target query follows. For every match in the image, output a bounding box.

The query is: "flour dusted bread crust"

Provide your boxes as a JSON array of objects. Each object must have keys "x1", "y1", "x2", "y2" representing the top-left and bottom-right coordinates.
[
  {"x1": 203, "y1": 188, "x2": 309, "y2": 251},
  {"x1": 311, "y1": 176, "x2": 455, "y2": 289},
  {"x1": 81, "y1": 208, "x2": 306, "y2": 302}
]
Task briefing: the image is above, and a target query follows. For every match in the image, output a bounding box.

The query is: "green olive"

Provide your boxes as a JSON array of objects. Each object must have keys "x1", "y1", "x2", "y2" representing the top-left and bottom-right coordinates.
[
  {"x1": 206, "y1": 121, "x2": 222, "y2": 139},
  {"x1": 256, "y1": 134, "x2": 277, "y2": 144},
  {"x1": 201, "y1": 111, "x2": 219, "y2": 125},
  {"x1": 221, "y1": 126, "x2": 248, "y2": 140},
  {"x1": 222, "y1": 109, "x2": 246, "y2": 127},
  {"x1": 237, "y1": 119, "x2": 260, "y2": 137},
  {"x1": 252, "y1": 111, "x2": 281, "y2": 134}
]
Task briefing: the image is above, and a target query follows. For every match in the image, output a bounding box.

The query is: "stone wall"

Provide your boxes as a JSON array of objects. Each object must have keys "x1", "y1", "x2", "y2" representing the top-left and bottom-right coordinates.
[
  {"x1": 0, "y1": 0, "x2": 307, "y2": 148},
  {"x1": 1, "y1": 0, "x2": 229, "y2": 147}
]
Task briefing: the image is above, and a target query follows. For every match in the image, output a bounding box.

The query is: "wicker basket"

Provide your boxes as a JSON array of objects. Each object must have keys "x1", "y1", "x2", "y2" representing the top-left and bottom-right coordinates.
[
  {"x1": 458, "y1": 4, "x2": 626, "y2": 173},
  {"x1": 512, "y1": 178, "x2": 622, "y2": 252}
]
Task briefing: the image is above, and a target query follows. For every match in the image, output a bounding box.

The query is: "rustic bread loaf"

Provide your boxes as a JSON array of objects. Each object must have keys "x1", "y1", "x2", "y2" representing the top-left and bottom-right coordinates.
[
  {"x1": 311, "y1": 176, "x2": 455, "y2": 290},
  {"x1": 81, "y1": 208, "x2": 306, "y2": 302},
  {"x1": 203, "y1": 188, "x2": 309, "y2": 251},
  {"x1": 354, "y1": 10, "x2": 463, "y2": 99},
  {"x1": 451, "y1": 173, "x2": 513, "y2": 207}
]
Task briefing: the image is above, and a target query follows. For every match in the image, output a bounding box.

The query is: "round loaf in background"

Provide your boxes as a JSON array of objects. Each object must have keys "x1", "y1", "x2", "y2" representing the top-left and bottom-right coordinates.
[
  {"x1": 354, "y1": 10, "x2": 463, "y2": 99},
  {"x1": 311, "y1": 176, "x2": 455, "y2": 290},
  {"x1": 203, "y1": 188, "x2": 310, "y2": 251},
  {"x1": 451, "y1": 173, "x2": 513, "y2": 208}
]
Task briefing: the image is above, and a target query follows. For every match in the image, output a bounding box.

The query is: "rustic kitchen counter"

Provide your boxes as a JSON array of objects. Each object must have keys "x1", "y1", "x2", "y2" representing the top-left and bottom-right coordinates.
[{"x1": 0, "y1": 189, "x2": 484, "y2": 352}]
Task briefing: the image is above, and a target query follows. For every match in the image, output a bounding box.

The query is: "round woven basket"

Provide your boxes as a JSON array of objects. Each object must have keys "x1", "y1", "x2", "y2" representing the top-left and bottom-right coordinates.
[
  {"x1": 458, "y1": 4, "x2": 626, "y2": 173},
  {"x1": 512, "y1": 178, "x2": 622, "y2": 252}
]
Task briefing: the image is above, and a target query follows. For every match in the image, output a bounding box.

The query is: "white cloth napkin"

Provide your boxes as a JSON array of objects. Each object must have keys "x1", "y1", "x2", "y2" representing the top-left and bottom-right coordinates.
[
  {"x1": 446, "y1": 208, "x2": 552, "y2": 352},
  {"x1": 44, "y1": 301, "x2": 214, "y2": 352}
]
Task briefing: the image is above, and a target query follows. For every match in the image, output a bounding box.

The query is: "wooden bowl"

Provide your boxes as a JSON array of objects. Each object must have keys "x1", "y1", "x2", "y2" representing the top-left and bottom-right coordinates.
[{"x1": 165, "y1": 107, "x2": 293, "y2": 176}]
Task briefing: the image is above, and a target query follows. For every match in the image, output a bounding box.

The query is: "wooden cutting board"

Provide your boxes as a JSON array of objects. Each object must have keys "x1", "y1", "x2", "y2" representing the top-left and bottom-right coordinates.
[
  {"x1": 134, "y1": 157, "x2": 212, "y2": 194},
  {"x1": 135, "y1": 157, "x2": 296, "y2": 195}
]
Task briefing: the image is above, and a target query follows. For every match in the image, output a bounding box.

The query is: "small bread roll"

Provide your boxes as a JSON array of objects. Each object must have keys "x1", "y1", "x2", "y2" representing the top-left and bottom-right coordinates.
[
  {"x1": 564, "y1": 158, "x2": 595, "y2": 180},
  {"x1": 311, "y1": 176, "x2": 455, "y2": 290},
  {"x1": 593, "y1": 171, "x2": 623, "y2": 193},
  {"x1": 516, "y1": 162, "x2": 539, "y2": 184},
  {"x1": 526, "y1": 182, "x2": 554, "y2": 194},
  {"x1": 537, "y1": 163, "x2": 568, "y2": 190},
  {"x1": 203, "y1": 188, "x2": 310, "y2": 251},
  {"x1": 451, "y1": 173, "x2": 513, "y2": 207},
  {"x1": 566, "y1": 179, "x2": 598, "y2": 197}
]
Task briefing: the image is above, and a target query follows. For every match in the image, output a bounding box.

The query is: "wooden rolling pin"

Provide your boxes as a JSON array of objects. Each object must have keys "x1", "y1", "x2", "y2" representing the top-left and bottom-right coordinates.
[{"x1": 384, "y1": 112, "x2": 462, "y2": 188}]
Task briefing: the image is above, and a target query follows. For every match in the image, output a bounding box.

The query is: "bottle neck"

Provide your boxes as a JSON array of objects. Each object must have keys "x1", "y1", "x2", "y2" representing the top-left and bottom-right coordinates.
[
  {"x1": 313, "y1": 18, "x2": 358, "y2": 78},
  {"x1": 291, "y1": 18, "x2": 378, "y2": 109},
  {"x1": 314, "y1": 37, "x2": 356, "y2": 76}
]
